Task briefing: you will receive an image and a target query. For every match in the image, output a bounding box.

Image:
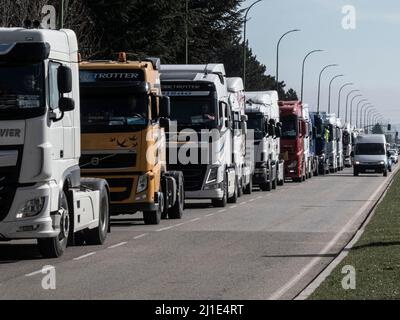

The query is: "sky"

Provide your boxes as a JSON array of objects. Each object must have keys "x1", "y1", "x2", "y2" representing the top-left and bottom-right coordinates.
[{"x1": 242, "y1": 0, "x2": 400, "y2": 125}]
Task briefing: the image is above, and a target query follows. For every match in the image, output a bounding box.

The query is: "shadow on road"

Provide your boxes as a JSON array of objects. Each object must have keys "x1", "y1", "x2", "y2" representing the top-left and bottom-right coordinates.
[
  {"x1": 262, "y1": 253, "x2": 337, "y2": 258},
  {"x1": 350, "y1": 241, "x2": 400, "y2": 251},
  {"x1": 0, "y1": 243, "x2": 41, "y2": 263}
]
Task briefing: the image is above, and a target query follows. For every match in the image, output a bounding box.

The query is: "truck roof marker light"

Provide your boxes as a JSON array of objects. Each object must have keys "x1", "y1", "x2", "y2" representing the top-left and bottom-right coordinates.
[{"x1": 118, "y1": 52, "x2": 127, "y2": 63}]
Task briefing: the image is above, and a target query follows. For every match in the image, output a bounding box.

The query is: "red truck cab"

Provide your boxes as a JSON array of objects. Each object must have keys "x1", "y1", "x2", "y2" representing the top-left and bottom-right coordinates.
[{"x1": 279, "y1": 101, "x2": 307, "y2": 182}]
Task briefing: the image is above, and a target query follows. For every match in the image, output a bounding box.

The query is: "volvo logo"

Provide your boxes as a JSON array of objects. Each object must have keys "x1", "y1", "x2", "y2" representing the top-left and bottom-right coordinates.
[{"x1": 90, "y1": 157, "x2": 100, "y2": 166}]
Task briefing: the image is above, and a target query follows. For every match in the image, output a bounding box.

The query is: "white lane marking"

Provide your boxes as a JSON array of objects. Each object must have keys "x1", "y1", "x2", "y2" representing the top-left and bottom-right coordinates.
[
  {"x1": 249, "y1": 199, "x2": 256, "y2": 202},
  {"x1": 217, "y1": 209, "x2": 227, "y2": 213},
  {"x1": 206, "y1": 213, "x2": 215, "y2": 217},
  {"x1": 133, "y1": 233, "x2": 148, "y2": 240},
  {"x1": 108, "y1": 242, "x2": 127, "y2": 249},
  {"x1": 73, "y1": 252, "x2": 96, "y2": 261},
  {"x1": 156, "y1": 225, "x2": 175, "y2": 232},
  {"x1": 25, "y1": 266, "x2": 54, "y2": 277},
  {"x1": 230, "y1": 205, "x2": 237, "y2": 209},
  {"x1": 256, "y1": 196, "x2": 263, "y2": 199},
  {"x1": 239, "y1": 201, "x2": 247, "y2": 205},
  {"x1": 268, "y1": 173, "x2": 393, "y2": 300},
  {"x1": 190, "y1": 218, "x2": 201, "y2": 222},
  {"x1": 173, "y1": 222, "x2": 185, "y2": 227}
]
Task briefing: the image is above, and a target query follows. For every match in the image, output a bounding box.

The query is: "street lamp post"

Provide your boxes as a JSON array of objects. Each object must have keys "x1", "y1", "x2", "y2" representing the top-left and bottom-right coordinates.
[
  {"x1": 60, "y1": 0, "x2": 65, "y2": 29},
  {"x1": 243, "y1": 0, "x2": 263, "y2": 88},
  {"x1": 300, "y1": 49, "x2": 323, "y2": 102},
  {"x1": 317, "y1": 64, "x2": 338, "y2": 113},
  {"x1": 356, "y1": 99, "x2": 368, "y2": 128},
  {"x1": 276, "y1": 29, "x2": 301, "y2": 93},
  {"x1": 328, "y1": 74, "x2": 344, "y2": 113},
  {"x1": 360, "y1": 103, "x2": 372, "y2": 128},
  {"x1": 349, "y1": 94, "x2": 362, "y2": 126},
  {"x1": 364, "y1": 106, "x2": 374, "y2": 132},
  {"x1": 337, "y1": 83, "x2": 353, "y2": 118},
  {"x1": 345, "y1": 90, "x2": 360, "y2": 123}
]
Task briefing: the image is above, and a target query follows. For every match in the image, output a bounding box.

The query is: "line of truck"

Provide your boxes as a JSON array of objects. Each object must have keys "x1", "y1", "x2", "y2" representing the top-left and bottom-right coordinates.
[{"x1": 0, "y1": 27, "x2": 372, "y2": 258}]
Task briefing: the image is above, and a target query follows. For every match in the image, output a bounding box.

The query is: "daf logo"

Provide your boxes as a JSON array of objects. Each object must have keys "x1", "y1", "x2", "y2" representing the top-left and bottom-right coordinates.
[{"x1": 91, "y1": 157, "x2": 100, "y2": 166}]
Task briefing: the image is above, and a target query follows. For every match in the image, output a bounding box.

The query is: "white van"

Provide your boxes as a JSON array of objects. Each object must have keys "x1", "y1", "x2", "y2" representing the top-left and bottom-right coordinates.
[{"x1": 353, "y1": 134, "x2": 389, "y2": 177}]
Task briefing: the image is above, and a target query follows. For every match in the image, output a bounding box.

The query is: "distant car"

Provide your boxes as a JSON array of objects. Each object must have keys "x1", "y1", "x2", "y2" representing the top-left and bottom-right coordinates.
[
  {"x1": 388, "y1": 149, "x2": 398, "y2": 164},
  {"x1": 353, "y1": 134, "x2": 389, "y2": 177}
]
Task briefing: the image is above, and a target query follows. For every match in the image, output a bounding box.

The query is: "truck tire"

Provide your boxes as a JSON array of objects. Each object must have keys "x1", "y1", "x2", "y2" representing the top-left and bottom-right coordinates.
[
  {"x1": 237, "y1": 177, "x2": 243, "y2": 197},
  {"x1": 277, "y1": 177, "x2": 284, "y2": 186},
  {"x1": 260, "y1": 179, "x2": 272, "y2": 191},
  {"x1": 383, "y1": 169, "x2": 388, "y2": 177},
  {"x1": 85, "y1": 185, "x2": 109, "y2": 245},
  {"x1": 168, "y1": 172, "x2": 184, "y2": 219},
  {"x1": 38, "y1": 190, "x2": 70, "y2": 258},
  {"x1": 144, "y1": 193, "x2": 163, "y2": 225},
  {"x1": 244, "y1": 179, "x2": 252, "y2": 194},
  {"x1": 228, "y1": 176, "x2": 238, "y2": 203},
  {"x1": 212, "y1": 175, "x2": 227, "y2": 208},
  {"x1": 272, "y1": 168, "x2": 277, "y2": 190},
  {"x1": 353, "y1": 169, "x2": 359, "y2": 177}
]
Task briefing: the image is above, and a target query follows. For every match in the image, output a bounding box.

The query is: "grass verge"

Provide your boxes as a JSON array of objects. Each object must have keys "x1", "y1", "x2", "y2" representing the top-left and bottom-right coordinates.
[{"x1": 310, "y1": 171, "x2": 400, "y2": 299}]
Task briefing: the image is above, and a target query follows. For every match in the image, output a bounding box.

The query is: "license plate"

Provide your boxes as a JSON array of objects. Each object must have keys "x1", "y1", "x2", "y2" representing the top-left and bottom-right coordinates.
[{"x1": 365, "y1": 169, "x2": 375, "y2": 173}]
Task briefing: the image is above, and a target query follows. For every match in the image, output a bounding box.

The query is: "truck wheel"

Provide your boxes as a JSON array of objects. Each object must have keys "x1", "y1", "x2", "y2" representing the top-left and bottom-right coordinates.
[
  {"x1": 212, "y1": 175, "x2": 227, "y2": 208},
  {"x1": 272, "y1": 171, "x2": 277, "y2": 190},
  {"x1": 260, "y1": 179, "x2": 271, "y2": 191},
  {"x1": 277, "y1": 177, "x2": 284, "y2": 186},
  {"x1": 38, "y1": 190, "x2": 69, "y2": 258},
  {"x1": 144, "y1": 193, "x2": 163, "y2": 225},
  {"x1": 168, "y1": 172, "x2": 184, "y2": 219},
  {"x1": 85, "y1": 186, "x2": 109, "y2": 245},
  {"x1": 237, "y1": 177, "x2": 243, "y2": 197},
  {"x1": 228, "y1": 177, "x2": 238, "y2": 203},
  {"x1": 383, "y1": 170, "x2": 388, "y2": 177},
  {"x1": 244, "y1": 179, "x2": 252, "y2": 194},
  {"x1": 353, "y1": 170, "x2": 359, "y2": 177}
]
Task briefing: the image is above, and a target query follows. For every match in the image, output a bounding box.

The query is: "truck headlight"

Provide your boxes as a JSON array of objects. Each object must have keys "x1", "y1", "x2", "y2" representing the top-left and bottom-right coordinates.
[
  {"x1": 137, "y1": 175, "x2": 148, "y2": 194},
  {"x1": 16, "y1": 197, "x2": 45, "y2": 219},
  {"x1": 206, "y1": 167, "x2": 218, "y2": 184},
  {"x1": 380, "y1": 161, "x2": 385, "y2": 165},
  {"x1": 355, "y1": 161, "x2": 360, "y2": 165}
]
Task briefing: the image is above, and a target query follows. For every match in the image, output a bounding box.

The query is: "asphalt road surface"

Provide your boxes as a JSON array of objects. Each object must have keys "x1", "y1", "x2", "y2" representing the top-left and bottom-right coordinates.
[{"x1": 0, "y1": 168, "x2": 394, "y2": 300}]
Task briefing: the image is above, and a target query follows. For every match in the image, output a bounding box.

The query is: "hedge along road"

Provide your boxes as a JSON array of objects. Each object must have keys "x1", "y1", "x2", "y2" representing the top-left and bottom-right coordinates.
[{"x1": 0, "y1": 168, "x2": 395, "y2": 299}]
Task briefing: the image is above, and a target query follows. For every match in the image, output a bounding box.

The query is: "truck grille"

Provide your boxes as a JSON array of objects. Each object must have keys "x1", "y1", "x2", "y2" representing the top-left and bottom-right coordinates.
[
  {"x1": 168, "y1": 164, "x2": 207, "y2": 191},
  {"x1": 80, "y1": 153, "x2": 137, "y2": 169},
  {"x1": 0, "y1": 147, "x2": 21, "y2": 222}
]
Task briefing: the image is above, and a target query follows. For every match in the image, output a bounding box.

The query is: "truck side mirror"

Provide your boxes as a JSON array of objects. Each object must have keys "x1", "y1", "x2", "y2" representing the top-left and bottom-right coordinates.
[
  {"x1": 268, "y1": 124, "x2": 275, "y2": 137},
  {"x1": 159, "y1": 118, "x2": 170, "y2": 129},
  {"x1": 242, "y1": 121, "x2": 248, "y2": 135},
  {"x1": 241, "y1": 114, "x2": 248, "y2": 122},
  {"x1": 350, "y1": 151, "x2": 354, "y2": 157},
  {"x1": 159, "y1": 96, "x2": 170, "y2": 118},
  {"x1": 59, "y1": 97, "x2": 75, "y2": 112},
  {"x1": 276, "y1": 127, "x2": 282, "y2": 138},
  {"x1": 388, "y1": 124, "x2": 392, "y2": 131},
  {"x1": 58, "y1": 66, "x2": 72, "y2": 94},
  {"x1": 312, "y1": 126, "x2": 317, "y2": 137}
]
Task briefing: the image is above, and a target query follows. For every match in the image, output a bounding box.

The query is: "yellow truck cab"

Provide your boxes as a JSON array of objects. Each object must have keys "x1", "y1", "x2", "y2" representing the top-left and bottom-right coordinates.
[{"x1": 79, "y1": 54, "x2": 184, "y2": 225}]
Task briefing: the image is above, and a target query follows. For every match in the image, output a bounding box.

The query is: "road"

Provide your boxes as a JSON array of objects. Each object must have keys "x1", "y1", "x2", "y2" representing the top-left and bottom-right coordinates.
[{"x1": 0, "y1": 168, "x2": 394, "y2": 300}]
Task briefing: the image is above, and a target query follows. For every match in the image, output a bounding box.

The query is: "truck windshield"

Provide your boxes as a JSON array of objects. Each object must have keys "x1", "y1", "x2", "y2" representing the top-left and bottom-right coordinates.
[
  {"x1": 247, "y1": 115, "x2": 265, "y2": 140},
  {"x1": 80, "y1": 90, "x2": 149, "y2": 133},
  {"x1": 0, "y1": 63, "x2": 45, "y2": 119},
  {"x1": 281, "y1": 115, "x2": 298, "y2": 139},
  {"x1": 355, "y1": 143, "x2": 385, "y2": 155},
  {"x1": 169, "y1": 97, "x2": 218, "y2": 130}
]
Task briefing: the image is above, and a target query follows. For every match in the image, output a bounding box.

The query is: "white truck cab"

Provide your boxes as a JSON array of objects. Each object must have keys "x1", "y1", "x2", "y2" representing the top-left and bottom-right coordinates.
[
  {"x1": 227, "y1": 77, "x2": 252, "y2": 195},
  {"x1": 161, "y1": 64, "x2": 237, "y2": 207},
  {"x1": 326, "y1": 113, "x2": 339, "y2": 173},
  {"x1": 353, "y1": 134, "x2": 389, "y2": 177},
  {"x1": 245, "y1": 91, "x2": 284, "y2": 191},
  {"x1": 0, "y1": 28, "x2": 110, "y2": 258}
]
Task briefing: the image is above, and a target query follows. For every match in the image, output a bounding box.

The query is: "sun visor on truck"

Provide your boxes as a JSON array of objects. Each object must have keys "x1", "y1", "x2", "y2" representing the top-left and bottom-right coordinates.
[{"x1": 0, "y1": 42, "x2": 50, "y2": 62}]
